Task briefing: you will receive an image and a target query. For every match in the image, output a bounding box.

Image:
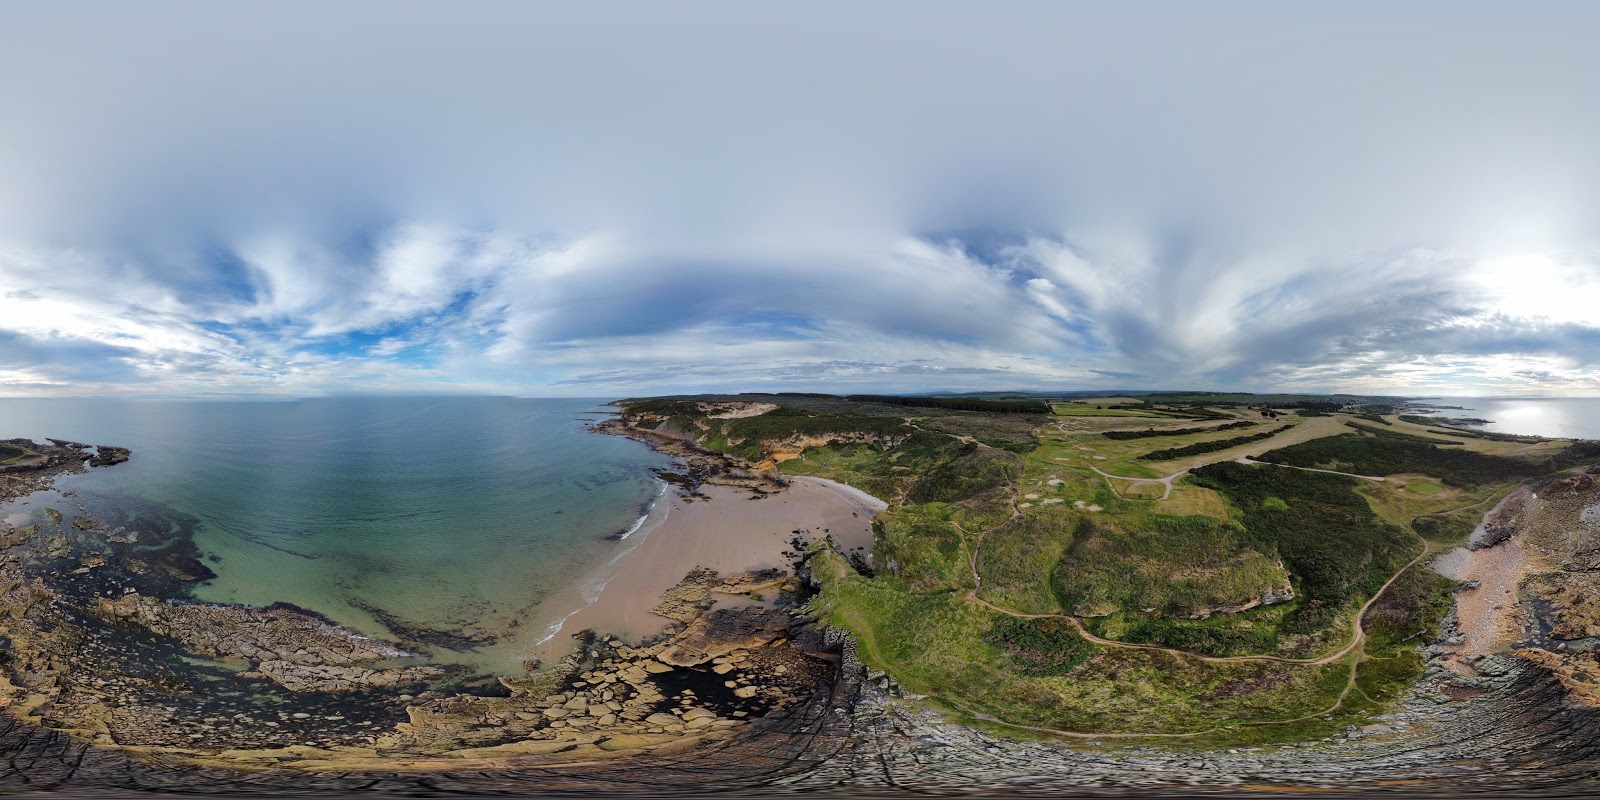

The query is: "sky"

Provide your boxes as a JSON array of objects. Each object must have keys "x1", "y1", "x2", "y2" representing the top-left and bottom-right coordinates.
[{"x1": 2, "y1": 1, "x2": 1599, "y2": 398}]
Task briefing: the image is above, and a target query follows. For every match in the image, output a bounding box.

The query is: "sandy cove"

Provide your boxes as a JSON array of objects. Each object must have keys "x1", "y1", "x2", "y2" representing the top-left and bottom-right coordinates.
[{"x1": 530, "y1": 475, "x2": 885, "y2": 659}]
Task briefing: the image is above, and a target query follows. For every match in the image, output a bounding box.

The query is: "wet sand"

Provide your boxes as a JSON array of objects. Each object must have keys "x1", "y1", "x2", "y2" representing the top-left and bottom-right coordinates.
[{"x1": 530, "y1": 476, "x2": 884, "y2": 659}]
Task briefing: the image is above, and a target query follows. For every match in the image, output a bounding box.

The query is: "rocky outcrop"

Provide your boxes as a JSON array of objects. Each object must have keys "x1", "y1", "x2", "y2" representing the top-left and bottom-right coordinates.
[
  {"x1": 1469, "y1": 486, "x2": 1535, "y2": 549},
  {"x1": 655, "y1": 607, "x2": 793, "y2": 667},
  {"x1": 94, "y1": 593, "x2": 444, "y2": 693},
  {"x1": 1524, "y1": 571, "x2": 1600, "y2": 640},
  {"x1": 1178, "y1": 582, "x2": 1296, "y2": 619},
  {"x1": 0, "y1": 438, "x2": 129, "y2": 502},
  {"x1": 593, "y1": 419, "x2": 789, "y2": 496}
]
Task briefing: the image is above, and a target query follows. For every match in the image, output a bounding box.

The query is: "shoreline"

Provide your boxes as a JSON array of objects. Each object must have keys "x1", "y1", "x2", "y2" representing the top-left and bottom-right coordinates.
[{"x1": 528, "y1": 473, "x2": 885, "y2": 660}]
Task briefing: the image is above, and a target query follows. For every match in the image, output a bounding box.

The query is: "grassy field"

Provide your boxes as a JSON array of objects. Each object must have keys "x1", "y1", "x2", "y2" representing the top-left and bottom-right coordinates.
[
  {"x1": 0, "y1": 443, "x2": 32, "y2": 465},
  {"x1": 1051, "y1": 403, "x2": 1171, "y2": 418},
  {"x1": 618, "y1": 396, "x2": 1596, "y2": 744}
]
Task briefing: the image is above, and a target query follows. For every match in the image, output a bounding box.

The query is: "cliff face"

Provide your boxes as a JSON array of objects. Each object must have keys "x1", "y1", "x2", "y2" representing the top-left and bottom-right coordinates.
[
  {"x1": 747, "y1": 431, "x2": 910, "y2": 470},
  {"x1": 1177, "y1": 581, "x2": 1296, "y2": 620}
]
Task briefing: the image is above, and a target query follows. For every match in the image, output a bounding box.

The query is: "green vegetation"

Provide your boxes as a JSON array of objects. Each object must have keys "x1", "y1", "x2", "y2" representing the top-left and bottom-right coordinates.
[
  {"x1": 620, "y1": 394, "x2": 1543, "y2": 742},
  {"x1": 873, "y1": 504, "x2": 972, "y2": 591},
  {"x1": 1132, "y1": 392, "x2": 1398, "y2": 409},
  {"x1": 1087, "y1": 610, "x2": 1287, "y2": 658},
  {"x1": 916, "y1": 415, "x2": 1042, "y2": 453},
  {"x1": 1188, "y1": 462, "x2": 1416, "y2": 637},
  {"x1": 808, "y1": 547, "x2": 1351, "y2": 736},
  {"x1": 1410, "y1": 506, "x2": 1484, "y2": 542},
  {"x1": 1257, "y1": 433, "x2": 1600, "y2": 488},
  {"x1": 974, "y1": 507, "x2": 1080, "y2": 614},
  {"x1": 0, "y1": 443, "x2": 30, "y2": 464},
  {"x1": 988, "y1": 616, "x2": 1093, "y2": 676},
  {"x1": 844, "y1": 394, "x2": 1051, "y2": 414},
  {"x1": 708, "y1": 408, "x2": 908, "y2": 461},
  {"x1": 1052, "y1": 514, "x2": 1288, "y2": 620},
  {"x1": 1051, "y1": 403, "x2": 1171, "y2": 418},
  {"x1": 1102, "y1": 421, "x2": 1255, "y2": 440},
  {"x1": 1137, "y1": 425, "x2": 1293, "y2": 461},
  {"x1": 1344, "y1": 420, "x2": 1463, "y2": 445}
]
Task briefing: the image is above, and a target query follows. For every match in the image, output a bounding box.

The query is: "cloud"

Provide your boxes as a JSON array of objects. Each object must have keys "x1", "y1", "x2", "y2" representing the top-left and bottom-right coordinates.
[{"x1": 1, "y1": 2, "x2": 1599, "y2": 396}]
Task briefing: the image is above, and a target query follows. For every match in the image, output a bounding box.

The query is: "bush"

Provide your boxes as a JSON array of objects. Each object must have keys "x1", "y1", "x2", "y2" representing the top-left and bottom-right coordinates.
[
  {"x1": 988, "y1": 616, "x2": 1094, "y2": 676},
  {"x1": 1138, "y1": 425, "x2": 1294, "y2": 461},
  {"x1": 1255, "y1": 434, "x2": 1600, "y2": 488},
  {"x1": 1189, "y1": 461, "x2": 1414, "y2": 632},
  {"x1": 1102, "y1": 421, "x2": 1256, "y2": 440}
]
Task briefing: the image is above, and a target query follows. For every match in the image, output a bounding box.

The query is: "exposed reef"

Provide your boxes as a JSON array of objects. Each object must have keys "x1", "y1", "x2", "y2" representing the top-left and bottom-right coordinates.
[
  {"x1": 592, "y1": 415, "x2": 790, "y2": 497},
  {"x1": 6, "y1": 428, "x2": 1600, "y2": 796}
]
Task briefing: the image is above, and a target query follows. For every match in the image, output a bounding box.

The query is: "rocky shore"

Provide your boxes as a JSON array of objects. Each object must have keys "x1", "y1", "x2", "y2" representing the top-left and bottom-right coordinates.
[
  {"x1": 5, "y1": 429, "x2": 1600, "y2": 795},
  {"x1": 592, "y1": 416, "x2": 790, "y2": 497},
  {"x1": 0, "y1": 433, "x2": 858, "y2": 769}
]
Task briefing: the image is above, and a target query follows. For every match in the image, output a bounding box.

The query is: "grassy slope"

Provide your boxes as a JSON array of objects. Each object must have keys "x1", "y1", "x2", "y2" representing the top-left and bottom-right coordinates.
[{"x1": 618, "y1": 397, "x2": 1590, "y2": 743}]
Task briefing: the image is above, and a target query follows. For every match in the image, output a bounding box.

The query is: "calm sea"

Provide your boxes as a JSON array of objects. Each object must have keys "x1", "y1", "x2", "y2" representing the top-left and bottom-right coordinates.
[
  {"x1": 0, "y1": 397, "x2": 670, "y2": 671},
  {"x1": 1410, "y1": 396, "x2": 1600, "y2": 440}
]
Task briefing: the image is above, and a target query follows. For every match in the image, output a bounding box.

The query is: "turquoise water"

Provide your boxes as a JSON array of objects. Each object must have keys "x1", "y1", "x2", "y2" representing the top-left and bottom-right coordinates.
[
  {"x1": 0, "y1": 397, "x2": 670, "y2": 671},
  {"x1": 1410, "y1": 396, "x2": 1600, "y2": 440}
]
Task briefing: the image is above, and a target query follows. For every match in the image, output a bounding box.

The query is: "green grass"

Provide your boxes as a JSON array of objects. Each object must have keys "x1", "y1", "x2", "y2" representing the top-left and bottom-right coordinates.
[
  {"x1": 873, "y1": 504, "x2": 974, "y2": 592},
  {"x1": 1052, "y1": 403, "x2": 1171, "y2": 418},
  {"x1": 1405, "y1": 480, "x2": 1444, "y2": 495},
  {"x1": 1137, "y1": 425, "x2": 1294, "y2": 461},
  {"x1": 1052, "y1": 514, "x2": 1289, "y2": 620},
  {"x1": 1257, "y1": 433, "x2": 1600, "y2": 488},
  {"x1": 1103, "y1": 421, "x2": 1256, "y2": 440},
  {"x1": 628, "y1": 395, "x2": 1503, "y2": 741},
  {"x1": 809, "y1": 548, "x2": 1355, "y2": 736},
  {"x1": 975, "y1": 507, "x2": 1078, "y2": 614},
  {"x1": 1344, "y1": 420, "x2": 1464, "y2": 445},
  {"x1": 0, "y1": 443, "x2": 31, "y2": 464},
  {"x1": 1187, "y1": 462, "x2": 1418, "y2": 640},
  {"x1": 1084, "y1": 604, "x2": 1295, "y2": 657}
]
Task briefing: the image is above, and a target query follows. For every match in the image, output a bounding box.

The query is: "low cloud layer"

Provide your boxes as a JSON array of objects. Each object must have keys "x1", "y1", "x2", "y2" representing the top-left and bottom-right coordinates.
[{"x1": 2, "y1": 3, "x2": 1598, "y2": 397}]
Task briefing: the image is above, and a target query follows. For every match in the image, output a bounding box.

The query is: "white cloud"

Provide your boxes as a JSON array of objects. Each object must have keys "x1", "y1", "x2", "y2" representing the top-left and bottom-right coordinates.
[{"x1": 1, "y1": 3, "x2": 1599, "y2": 396}]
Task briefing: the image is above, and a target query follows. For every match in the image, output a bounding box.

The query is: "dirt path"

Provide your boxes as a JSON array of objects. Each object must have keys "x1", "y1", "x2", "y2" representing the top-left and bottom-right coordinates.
[
  {"x1": 923, "y1": 413, "x2": 1481, "y2": 738},
  {"x1": 1235, "y1": 456, "x2": 1388, "y2": 482},
  {"x1": 1087, "y1": 464, "x2": 1184, "y2": 500},
  {"x1": 969, "y1": 416, "x2": 1449, "y2": 668}
]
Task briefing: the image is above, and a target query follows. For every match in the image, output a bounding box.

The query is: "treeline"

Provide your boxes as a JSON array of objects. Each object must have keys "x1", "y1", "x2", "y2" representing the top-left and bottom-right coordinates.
[
  {"x1": 1137, "y1": 425, "x2": 1294, "y2": 461},
  {"x1": 844, "y1": 395, "x2": 1051, "y2": 414},
  {"x1": 1256, "y1": 434, "x2": 1600, "y2": 488},
  {"x1": 1102, "y1": 421, "x2": 1255, "y2": 440},
  {"x1": 1188, "y1": 461, "x2": 1413, "y2": 634},
  {"x1": 1344, "y1": 421, "x2": 1463, "y2": 445}
]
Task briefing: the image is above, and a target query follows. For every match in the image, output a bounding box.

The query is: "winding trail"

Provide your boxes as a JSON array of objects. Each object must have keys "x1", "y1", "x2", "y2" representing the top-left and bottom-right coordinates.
[
  {"x1": 938, "y1": 412, "x2": 1467, "y2": 738},
  {"x1": 1087, "y1": 464, "x2": 1184, "y2": 500},
  {"x1": 1235, "y1": 455, "x2": 1387, "y2": 482},
  {"x1": 863, "y1": 411, "x2": 1508, "y2": 740}
]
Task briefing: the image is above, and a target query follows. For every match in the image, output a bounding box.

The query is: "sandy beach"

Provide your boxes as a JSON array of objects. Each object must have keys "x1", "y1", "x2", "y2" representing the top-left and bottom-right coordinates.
[{"x1": 529, "y1": 476, "x2": 885, "y2": 659}]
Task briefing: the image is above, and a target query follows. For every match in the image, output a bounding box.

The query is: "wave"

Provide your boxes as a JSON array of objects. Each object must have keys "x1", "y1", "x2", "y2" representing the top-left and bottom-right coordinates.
[
  {"x1": 608, "y1": 480, "x2": 669, "y2": 541},
  {"x1": 533, "y1": 479, "x2": 672, "y2": 645}
]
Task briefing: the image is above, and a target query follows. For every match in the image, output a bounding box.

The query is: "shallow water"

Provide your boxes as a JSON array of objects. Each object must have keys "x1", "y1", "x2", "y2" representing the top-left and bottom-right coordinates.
[{"x1": 0, "y1": 396, "x2": 670, "y2": 672}]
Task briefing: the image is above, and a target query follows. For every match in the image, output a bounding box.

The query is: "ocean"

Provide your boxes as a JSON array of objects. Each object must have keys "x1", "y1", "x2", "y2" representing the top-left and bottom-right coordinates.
[
  {"x1": 0, "y1": 396, "x2": 672, "y2": 672},
  {"x1": 1408, "y1": 396, "x2": 1600, "y2": 440}
]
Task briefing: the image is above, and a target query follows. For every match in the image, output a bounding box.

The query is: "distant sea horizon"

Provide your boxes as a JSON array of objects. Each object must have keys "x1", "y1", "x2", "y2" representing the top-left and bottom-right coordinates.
[
  {"x1": 0, "y1": 396, "x2": 673, "y2": 673},
  {"x1": 1406, "y1": 396, "x2": 1600, "y2": 440}
]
